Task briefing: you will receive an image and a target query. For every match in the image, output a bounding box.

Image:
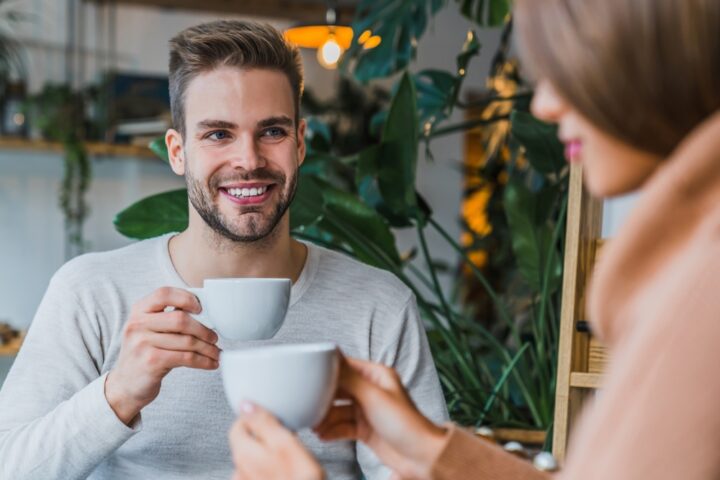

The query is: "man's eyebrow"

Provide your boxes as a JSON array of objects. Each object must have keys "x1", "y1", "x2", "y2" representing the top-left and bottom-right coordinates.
[
  {"x1": 196, "y1": 119, "x2": 238, "y2": 130},
  {"x1": 257, "y1": 116, "x2": 294, "y2": 129}
]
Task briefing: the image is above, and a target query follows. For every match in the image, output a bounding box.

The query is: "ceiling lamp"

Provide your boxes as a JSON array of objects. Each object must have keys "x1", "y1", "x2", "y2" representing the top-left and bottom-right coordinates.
[{"x1": 284, "y1": 4, "x2": 381, "y2": 70}]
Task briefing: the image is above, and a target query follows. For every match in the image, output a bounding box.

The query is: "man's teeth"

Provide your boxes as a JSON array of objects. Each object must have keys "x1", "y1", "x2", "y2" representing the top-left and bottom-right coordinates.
[{"x1": 227, "y1": 186, "x2": 269, "y2": 198}]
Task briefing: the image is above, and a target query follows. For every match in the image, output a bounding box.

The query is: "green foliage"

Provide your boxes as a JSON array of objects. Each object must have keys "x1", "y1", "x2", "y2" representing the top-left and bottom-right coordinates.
[
  {"x1": 456, "y1": 0, "x2": 511, "y2": 26},
  {"x1": 113, "y1": 189, "x2": 188, "y2": 239},
  {"x1": 25, "y1": 84, "x2": 92, "y2": 258}
]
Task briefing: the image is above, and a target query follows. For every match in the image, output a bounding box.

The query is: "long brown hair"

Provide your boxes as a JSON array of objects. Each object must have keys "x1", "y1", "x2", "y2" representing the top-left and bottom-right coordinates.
[{"x1": 515, "y1": 0, "x2": 720, "y2": 156}]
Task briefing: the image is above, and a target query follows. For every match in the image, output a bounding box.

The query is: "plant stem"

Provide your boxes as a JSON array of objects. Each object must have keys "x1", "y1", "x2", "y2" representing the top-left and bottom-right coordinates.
[{"x1": 428, "y1": 115, "x2": 510, "y2": 139}]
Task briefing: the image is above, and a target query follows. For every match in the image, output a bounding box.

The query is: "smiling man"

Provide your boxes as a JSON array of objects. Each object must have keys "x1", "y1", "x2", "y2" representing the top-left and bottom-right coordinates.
[{"x1": 0, "y1": 20, "x2": 447, "y2": 479}]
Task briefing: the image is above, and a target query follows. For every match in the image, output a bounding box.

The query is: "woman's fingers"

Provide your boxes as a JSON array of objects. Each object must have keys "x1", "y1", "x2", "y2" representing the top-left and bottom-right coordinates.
[{"x1": 314, "y1": 404, "x2": 358, "y2": 439}]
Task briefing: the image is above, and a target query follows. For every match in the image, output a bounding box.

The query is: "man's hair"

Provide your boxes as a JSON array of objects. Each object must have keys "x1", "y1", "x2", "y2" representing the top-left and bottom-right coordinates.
[
  {"x1": 168, "y1": 20, "x2": 304, "y2": 137},
  {"x1": 516, "y1": 0, "x2": 720, "y2": 157}
]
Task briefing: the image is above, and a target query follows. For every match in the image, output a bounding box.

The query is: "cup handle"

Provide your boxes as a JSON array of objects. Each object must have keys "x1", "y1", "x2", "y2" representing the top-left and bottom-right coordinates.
[{"x1": 187, "y1": 287, "x2": 214, "y2": 330}]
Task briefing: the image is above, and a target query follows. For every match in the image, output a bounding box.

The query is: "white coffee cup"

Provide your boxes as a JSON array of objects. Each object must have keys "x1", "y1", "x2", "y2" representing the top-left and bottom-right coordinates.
[
  {"x1": 221, "y1": 343, "x2": 339, "y2": 431},
  {"x1": 187, "y1": 278, "x2": 291, "y2": 340}
]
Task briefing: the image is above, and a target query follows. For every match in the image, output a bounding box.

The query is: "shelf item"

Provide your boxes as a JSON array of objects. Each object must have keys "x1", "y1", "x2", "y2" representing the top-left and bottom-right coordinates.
[
  {"x1": 0, "y1": 137, "x2": 157, "y2": 159},
  {"x1": 0, "y1": 332, "x2": 24, "y2": 357}
]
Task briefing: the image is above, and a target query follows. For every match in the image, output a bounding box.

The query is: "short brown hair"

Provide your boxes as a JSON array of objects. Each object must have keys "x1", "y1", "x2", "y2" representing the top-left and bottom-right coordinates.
[
  {"x1": 515, "y1": 0, "x2": 720, "y2": 156},
  {"x1": 168, "y1": 20, "x2": 304, "y2": 137}
]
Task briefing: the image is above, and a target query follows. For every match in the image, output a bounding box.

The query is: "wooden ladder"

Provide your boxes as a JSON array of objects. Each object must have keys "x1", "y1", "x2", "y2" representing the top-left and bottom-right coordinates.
[{"x1": 552, "y1": 164, "x2": 608, "y2": 461}]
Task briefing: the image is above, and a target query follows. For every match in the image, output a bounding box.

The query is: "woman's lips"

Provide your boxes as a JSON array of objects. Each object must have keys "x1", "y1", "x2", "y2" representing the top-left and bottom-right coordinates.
[{"x1": 564, "y1": 140, "x2": 582, "y2": 163}]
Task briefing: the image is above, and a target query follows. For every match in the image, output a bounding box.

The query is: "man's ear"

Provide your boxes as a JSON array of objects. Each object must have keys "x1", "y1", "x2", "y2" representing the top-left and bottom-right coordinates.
[
  {"x1": 296, "y1": 118, "x2": 307, "y2": 167},
  {"x1": 166, "y1": 128, "x2": 185, "y2": 175}
]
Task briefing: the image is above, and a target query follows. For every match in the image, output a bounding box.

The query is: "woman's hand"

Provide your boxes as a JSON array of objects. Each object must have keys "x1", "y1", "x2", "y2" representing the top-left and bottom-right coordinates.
[
  {"x1": 229, "y1": 402, "x2": 324, "y2": 480},
  {"x1": 314, "y1": 355, "x2": 448, "y2": 480}
]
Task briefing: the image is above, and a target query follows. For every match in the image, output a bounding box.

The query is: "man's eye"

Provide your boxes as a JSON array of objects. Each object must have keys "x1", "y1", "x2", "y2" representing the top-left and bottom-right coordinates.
[
  {"x1": 206, "y1": 130, "x2": 230, "y2": 141},
  {"x1": 262, "y1": 127, "x2": 287, "y2": 139}
]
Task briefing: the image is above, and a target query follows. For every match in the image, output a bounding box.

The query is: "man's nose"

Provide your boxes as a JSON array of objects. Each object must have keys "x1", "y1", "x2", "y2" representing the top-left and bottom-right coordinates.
[{"x1": 227, "y1": 134, "x2": 267, "y2": 171}]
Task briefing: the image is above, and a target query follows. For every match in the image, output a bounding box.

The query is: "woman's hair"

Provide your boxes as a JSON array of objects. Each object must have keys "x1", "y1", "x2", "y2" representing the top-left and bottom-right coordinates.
[{"x1": 515, "y1": 0, "x2": 720, "y2": 156}]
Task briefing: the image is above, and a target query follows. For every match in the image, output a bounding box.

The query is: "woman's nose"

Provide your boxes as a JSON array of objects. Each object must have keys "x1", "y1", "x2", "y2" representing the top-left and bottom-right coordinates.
[{"x1": 531, "y1": 80, "x2": 567, "y2": 124}]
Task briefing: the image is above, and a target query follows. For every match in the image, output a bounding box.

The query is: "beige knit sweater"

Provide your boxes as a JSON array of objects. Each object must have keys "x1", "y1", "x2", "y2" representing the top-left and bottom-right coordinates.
[{"x1": 431, "y1": 112, "x2": 720, "y2": 480}]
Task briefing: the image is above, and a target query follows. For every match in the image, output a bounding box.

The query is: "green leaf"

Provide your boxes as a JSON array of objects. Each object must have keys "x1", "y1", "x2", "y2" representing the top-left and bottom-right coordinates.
[
  {"x1": 149, "y1": 137, "x2": 169, "y2": 163},
  {"x1": 290, "y1": 174, "x2": 325, "y2": 231},
  {"x1": 456, "y1": 30, "x2": 481, "y2": 72},
  {"x1": 510, "y1": 110, "x2": 566, "y2": 175},
  {"x1": 504, "y1": 180, "x2": 562, "y2": 293},
  {"x1": 380, "y1": 72, "x2": 419, "y2": 216},
  {"x1": 299, "y1": 175, "x2": 400, "y2": 268},
  {"x1": 455, "y1": 0, "x2": 509, "y2": 26},
  {"x1": 347, "y1": 0, "x2": 440, "y2": 82},
  {"x1": 114, "y1": 189, "x2": 188, "y2": 239}
]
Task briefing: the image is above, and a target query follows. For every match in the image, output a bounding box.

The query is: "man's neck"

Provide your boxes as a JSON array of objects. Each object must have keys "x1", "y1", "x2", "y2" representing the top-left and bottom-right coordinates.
[{"x1": 168, "y1": 216, "x2": 307, "y2": 287}]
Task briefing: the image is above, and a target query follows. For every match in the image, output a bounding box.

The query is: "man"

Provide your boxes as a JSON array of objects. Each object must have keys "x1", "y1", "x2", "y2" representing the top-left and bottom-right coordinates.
[{"x1": 0, "y1": 20, "x2": 447, "y2": 479}]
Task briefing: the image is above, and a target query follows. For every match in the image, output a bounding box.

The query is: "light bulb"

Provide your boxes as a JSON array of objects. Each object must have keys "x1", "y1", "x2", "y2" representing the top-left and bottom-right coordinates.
[{"x1": 318, "y1": 37, "x2": 343, "y2": 69}]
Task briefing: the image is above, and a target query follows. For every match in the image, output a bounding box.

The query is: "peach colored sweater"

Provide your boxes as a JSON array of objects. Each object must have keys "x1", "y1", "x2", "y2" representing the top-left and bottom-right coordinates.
[{"x1": 431, "y1": 112, "x2": 720, "y2": 480}]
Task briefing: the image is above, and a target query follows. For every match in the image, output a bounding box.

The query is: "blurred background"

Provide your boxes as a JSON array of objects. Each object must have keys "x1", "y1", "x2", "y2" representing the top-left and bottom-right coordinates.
[{"x1": 0, "y1": 0, "x2": 636, "y2": 444}]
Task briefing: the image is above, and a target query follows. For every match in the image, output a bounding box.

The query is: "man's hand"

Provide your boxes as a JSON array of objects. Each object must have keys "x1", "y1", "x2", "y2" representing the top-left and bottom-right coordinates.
[
  {"x1": 104, "y1": 287, "x2": 220, "y2": 425},
  {"x1": 314, "y1": 355, "x2": 447, "y2": 480},
  {"x1": 229, "y1": 402, "x2": 324, "y2": 480}
]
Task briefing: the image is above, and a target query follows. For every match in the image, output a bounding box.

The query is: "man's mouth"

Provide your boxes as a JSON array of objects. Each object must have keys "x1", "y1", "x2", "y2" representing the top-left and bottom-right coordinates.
[{"x1": 219, "y1": 184, "x2": 276, "y2": 205}]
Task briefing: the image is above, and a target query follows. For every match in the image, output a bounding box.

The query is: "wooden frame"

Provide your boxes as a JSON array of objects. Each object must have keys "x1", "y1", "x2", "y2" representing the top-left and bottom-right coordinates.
[{"x1": 552, "y1": 164, "x2": 605, "y2": 461}]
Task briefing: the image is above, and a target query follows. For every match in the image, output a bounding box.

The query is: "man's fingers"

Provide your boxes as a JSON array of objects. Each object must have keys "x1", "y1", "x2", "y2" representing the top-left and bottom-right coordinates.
[
  {"x1": 143, "y1": 332, "x2": 221, "y2": 362},
  {"x1": 135, "y1": 286, "x2": 201, "y2": 314},
  {"x1": 139, "y1": 310, "x2": 218, "y2": 344},
  {"x1": 148, "y1": 348, "x2": 219, "y2": 371}
]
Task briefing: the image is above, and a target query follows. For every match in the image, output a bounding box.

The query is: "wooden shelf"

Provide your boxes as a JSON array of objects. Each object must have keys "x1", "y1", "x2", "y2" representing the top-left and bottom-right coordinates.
[
  {"x1": 0, "y1": 333, "x2": 24, "y2": 357},
  {"x1": 84, "y1": 0, "x2": 356, "y2": 24},
  {"x1": 569, "y1": 372, "x2": 604, "y2": 389},
  {"x1": 0, "y1": 137, "x2": 157, "y2": 159}
]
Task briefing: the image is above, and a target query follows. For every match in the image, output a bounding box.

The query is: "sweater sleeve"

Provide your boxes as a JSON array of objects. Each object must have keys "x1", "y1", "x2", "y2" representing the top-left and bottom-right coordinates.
[
  {"x1": 357, "y1": 294, "x2": 449, "y2": 480},
  {"x1": 0, "y1": 265, "x2": 139, "y2": 479},
  {"x1": 432, "y1": 425, "x2": 551, "y2": 480},
  {"x1": 557, "y1": 256, "x2": 720, "y2": 480}
]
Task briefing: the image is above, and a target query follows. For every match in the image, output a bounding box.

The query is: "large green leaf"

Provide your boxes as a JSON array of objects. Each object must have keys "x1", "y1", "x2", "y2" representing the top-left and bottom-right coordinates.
[
  {"x1": 149, "y1": 137, "x2": 169, "y2": 163},
  {"x1": 379, "y1": 72, "x2": 419, "y2": 216},
  {"x1": 347, "y1": 0, "x2": 443, "y2": 82},
  {"x1": 456, "y1": 0, "x2": 510, "y2": 27},
  {"x1": 504, "y1": 180, "x2": 562, "y2": 293},
  {"x1": 114, "y1": 189, "x2": 188, "y2": 239},
  {"x1": 290, "y1": 174, "x2": 325, "y2": 231},
  {"x1": 292, "y1": 174, "x2": 401, "y2": 269},
  {"x1": 510, "y1": 110, "x2": 565, "y2": 175}
]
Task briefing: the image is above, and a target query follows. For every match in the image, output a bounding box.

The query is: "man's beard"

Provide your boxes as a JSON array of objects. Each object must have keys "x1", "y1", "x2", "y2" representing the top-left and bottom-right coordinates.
[{"x1": 186, "y1": 163, "x2": 298, "y2": 243}]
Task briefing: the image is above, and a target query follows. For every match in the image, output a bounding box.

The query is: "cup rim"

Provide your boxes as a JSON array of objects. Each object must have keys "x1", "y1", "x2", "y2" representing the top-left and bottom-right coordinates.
[
  {"x1": 221, "y1": 342, "x2": 337, "y2": 359},
  {"x1": 204, "y1": 277, "x2": 291, "y2": 284}
]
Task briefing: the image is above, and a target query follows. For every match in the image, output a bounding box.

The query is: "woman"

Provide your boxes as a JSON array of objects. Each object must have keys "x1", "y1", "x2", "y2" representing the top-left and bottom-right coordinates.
[{"x1": 228, "y1": 0, "x2": 720, "y2": 478}]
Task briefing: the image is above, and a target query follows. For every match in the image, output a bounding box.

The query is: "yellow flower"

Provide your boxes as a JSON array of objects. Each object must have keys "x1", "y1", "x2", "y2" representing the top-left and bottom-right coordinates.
[
  {"x1": 461, "y1": 232, "x2": 474, "y2": 247},
  {"x1": 465, "y1": 249, "x2": 488, "y2": 269},
  {"x1": 462, "y1": 188, "x2": 493, "y2": 237}
]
